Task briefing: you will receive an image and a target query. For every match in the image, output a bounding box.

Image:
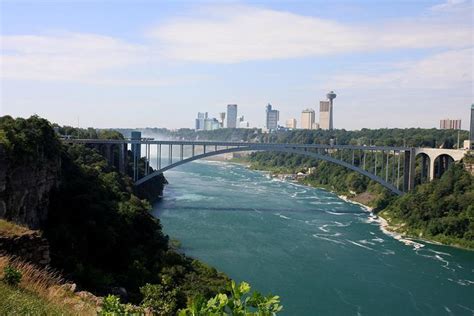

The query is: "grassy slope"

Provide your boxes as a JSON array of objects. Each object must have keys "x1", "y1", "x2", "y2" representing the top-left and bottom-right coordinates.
[
  {"x1": 0, "y1": 220, "x2": 71, "y2": 314},
  {"x1": 0, "y1": 219, "x2": 31, "y2": 236},
  {"x1": 0, "y1": 282, "x2": 72, "y2": 315}
]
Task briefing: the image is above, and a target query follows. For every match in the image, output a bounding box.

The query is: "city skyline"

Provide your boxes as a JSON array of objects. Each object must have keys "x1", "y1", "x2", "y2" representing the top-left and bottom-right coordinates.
[{"x1": 1, "y1": 0, "x2": 472, "y2": 129}]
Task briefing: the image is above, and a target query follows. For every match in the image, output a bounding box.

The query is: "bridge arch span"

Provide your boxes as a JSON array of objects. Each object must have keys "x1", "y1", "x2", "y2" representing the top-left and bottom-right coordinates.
[{"x1": 135, "y1": 145, "x2": 404, "y2": 195}]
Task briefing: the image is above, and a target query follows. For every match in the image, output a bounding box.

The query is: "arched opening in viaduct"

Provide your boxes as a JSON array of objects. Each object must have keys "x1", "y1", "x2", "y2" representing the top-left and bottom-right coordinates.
[
  {"x1": 415, "y1": 153, "x2": 431, "y2": 185},
  {"x1": 433, "y1": 154, "x2": 455, "y2": 180}
]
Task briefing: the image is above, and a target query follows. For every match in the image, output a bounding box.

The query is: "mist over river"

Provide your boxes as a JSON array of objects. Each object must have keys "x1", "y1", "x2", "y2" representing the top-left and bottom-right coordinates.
[{"x1": 152, "y1": 160, "x2": 474, "y2": 315}]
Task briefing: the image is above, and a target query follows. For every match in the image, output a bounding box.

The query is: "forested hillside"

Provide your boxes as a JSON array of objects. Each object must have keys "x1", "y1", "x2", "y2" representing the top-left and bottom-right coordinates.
[
  {"x1": 381, "y1": 163, "x2": 474, "y2": 248},
  {"x1": 0, "y1": 116, "x2": 231, "y2": 314}
]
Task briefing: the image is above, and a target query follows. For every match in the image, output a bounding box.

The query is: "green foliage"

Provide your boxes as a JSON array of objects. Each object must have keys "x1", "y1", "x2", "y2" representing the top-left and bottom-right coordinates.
[
  {"x1": 464, "y1": 152, "x2": 474, "y2": 164},
  {"x1": 46, "y1": 142, "x2": 213, "y2": 303},
  {"x1": 3, "y1": 266, "x2": 22, "y2": 286},
  {"x1": 100, "y1": 294, "x2": 146, "y2": 315},
  {"x1": 179, "y1": 281, "x2": 283, "y2": 316},
  {"x1": 100, "y1": 295, "x2": 125, "y2": 315},
  {"x1": 0, "y1": 115, "x2": 61, "y2": 163},
  {"x1": 261, "y1": 128, "x2": 467, "y2": 148},
  {"x1": 138, "y1": 259, "x2": 230, "y2": 314},
  {"x1": 20, "y1": 118, "x2": 230, "y2": 308},
  {"x1": 383, "y1": 164, "x2": 474, "y2": 248},
  {"x1": 53, "y1": 125, "x2": 124, "y2": 141},
  {"x1": 2, "y1": 116, "x2": 233, "y2": 311},
  {"x1": 140, "y1": 282, "x2": 179, "y2": 314}
]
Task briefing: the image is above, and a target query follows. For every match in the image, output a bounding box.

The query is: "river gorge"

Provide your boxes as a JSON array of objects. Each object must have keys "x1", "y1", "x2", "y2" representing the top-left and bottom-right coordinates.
[{"x1": 152, "y1": 160, "x2": 474, "y2": 315}]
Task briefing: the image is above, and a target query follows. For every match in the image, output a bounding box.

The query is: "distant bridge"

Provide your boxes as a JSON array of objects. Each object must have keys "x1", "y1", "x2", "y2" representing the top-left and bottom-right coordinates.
[{"x1": 63, "y1": 139, "x2": 468, "y2": 196}]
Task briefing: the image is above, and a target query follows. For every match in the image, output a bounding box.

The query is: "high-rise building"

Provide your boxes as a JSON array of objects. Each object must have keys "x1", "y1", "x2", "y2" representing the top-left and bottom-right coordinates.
[
  {"x1": 204, "y1": 118, "x2": 220, "y2": 130},
  {"x1": 195, "y1": 112, "x2": 208, "y2": 130},
  {"x1": 301, "y1": 109, "x2": 315, "y2": 130},
  {"x1": 320, "y1": 91, "x2": 336, "y2": 130},
  {"x1": 439, "y1": 118, "x2": 461, "y2": 130},
  {"x1": 265, "y1": 104, "x2": 279, "y2": 131},
  {"x1": 227, "y1": 104, "x2": 238, "y2": 128},
  {"x1": 286, "y1": 118, "x2": 297, "y2": 129},
  {"x1": 219, "y1": 112, "x2": 226, "y2": 128},
  {"x1": 469, "y1": 104, "x2": 474, "y2": 149},
  {"x1": 319, "y1": 101, "x2": 330, "y2": 130}
]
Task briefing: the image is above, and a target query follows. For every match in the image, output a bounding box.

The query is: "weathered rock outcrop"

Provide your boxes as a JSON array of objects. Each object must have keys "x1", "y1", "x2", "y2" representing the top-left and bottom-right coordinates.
[
  {"x1": 0, "y1": 145, "x2": 61, "y2": 229},
  {"x1": 0, "y1": 230, "x2": 51, "y2": 265}
]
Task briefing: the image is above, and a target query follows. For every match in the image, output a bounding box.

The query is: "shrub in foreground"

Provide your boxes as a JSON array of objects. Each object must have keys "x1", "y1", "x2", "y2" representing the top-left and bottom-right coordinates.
[
  {"x1": 179, "y1": 281, "x2": 283, "y2": 316},
  {"x1": 3, "y1": 265, "x2": 22, "y2": 286}
]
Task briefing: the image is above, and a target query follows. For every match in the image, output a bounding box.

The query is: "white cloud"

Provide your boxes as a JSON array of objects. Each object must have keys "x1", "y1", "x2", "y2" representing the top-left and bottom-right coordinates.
[
  {"x1": 329, "y1": 48, "x2": 473, "y2": 90},
  {"x1": 1, "y1": 4, "x2": 472, "y2": 85},
  {"x1": 149, "y1": 5, "x2": 472, "y2": 63},
  {"x1": 1, "y1": 33, "x2": 149, "y2": 82},
  {"x1": 430, "y1": 0, "x2": 467, "y2": 11}
]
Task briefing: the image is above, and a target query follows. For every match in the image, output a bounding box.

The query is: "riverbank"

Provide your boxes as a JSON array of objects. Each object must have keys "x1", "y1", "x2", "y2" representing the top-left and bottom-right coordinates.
[
  {"x1": 307, "y1": 178, "x2": 473, "y2": 250},
  {"x1": 376, "y1": 210, "x2": 474, "y2": 250}
]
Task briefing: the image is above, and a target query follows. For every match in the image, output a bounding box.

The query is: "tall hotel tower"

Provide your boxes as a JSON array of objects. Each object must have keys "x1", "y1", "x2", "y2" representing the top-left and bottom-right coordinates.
[
  {"x1": 301, "y1": 109, "x2": 316, "y2": 129},
  {"x1": 319, "y1": 91, "x2": 337, "y2": 130},
  {"x1": 470, "y1": 104, "x2": 474, "y2": 149},
  {"x1": 227, "y1": 104, "x2": 238, "y2": 128},
  {"x1": 469, "y1": 104, "x2": 474, "y2": 143},
  {"x1": 265, "y1": 104, "x2": 279, "y2": 131}
]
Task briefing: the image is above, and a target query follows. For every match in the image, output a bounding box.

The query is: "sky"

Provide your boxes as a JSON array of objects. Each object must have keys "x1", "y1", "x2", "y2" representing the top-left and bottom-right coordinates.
[{"x1": 0, "y1": 0, "x2": 472, "y2": 130}]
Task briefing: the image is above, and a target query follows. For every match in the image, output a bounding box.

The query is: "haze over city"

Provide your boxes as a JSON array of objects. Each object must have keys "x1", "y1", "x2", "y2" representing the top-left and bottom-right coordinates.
[{"x1": 1, "y1": 0, "x2": 472, "y2": 129}]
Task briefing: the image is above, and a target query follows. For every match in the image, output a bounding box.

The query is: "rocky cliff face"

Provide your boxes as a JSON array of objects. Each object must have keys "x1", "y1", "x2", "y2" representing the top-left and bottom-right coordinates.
[{"x1": 0, "y1": 145, "x2": 61, "y2": 229}]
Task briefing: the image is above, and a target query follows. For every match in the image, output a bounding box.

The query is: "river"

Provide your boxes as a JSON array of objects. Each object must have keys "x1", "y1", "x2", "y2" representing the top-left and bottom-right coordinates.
[{"x1": 151, "y1": 160, "x2": 474, "y2": 315}]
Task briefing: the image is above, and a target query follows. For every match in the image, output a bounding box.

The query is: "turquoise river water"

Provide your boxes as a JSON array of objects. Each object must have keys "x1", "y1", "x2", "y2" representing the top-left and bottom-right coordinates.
[{"x1": 152, "y1": 160, "x2": 474, "y2": 316}]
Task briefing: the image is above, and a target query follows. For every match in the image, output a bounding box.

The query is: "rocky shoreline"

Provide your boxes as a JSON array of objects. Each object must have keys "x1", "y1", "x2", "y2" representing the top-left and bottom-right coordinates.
[{"x1": 336, "y1": 197, "x2": 429, "y2": 250}]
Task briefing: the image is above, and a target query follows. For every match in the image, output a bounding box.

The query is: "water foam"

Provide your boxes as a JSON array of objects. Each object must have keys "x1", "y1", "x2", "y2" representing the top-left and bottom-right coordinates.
[
  {"x1": 312, "y1": 234, "x2": 346, "y2": 245},
  {"x1": 347, "y1": 240, "x2": 375, "y2": 251}
]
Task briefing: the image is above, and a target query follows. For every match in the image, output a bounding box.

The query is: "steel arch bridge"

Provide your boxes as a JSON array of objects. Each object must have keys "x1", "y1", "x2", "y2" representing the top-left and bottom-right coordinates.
[
  {"x1": 137, "y1": 144, "x2": 406, "y2": 195},
  {"x1": 63, "y1": 139, "x2": 468, "y2": 196}
]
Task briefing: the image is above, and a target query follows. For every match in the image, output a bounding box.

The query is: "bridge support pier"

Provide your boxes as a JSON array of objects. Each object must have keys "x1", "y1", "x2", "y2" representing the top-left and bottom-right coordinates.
[
  {"x1": 118, "y1": 143, "x2": 127, "y2": 174},
  {"x1": 421, "y1": 154, "x2": 427, "y2": 183},
  {"x1": 403, "y1": 149, "x2": 416, "y2": 192},
  {"x1": 105, "y1": 144, "x2": 113, "y2": 167},
  {"x1": 428, "y1": 157, "x2": 435, "y2": 181}
]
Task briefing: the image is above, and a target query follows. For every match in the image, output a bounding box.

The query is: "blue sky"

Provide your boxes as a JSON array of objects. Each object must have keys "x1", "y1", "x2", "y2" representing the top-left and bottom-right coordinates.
[{"x1": 1, "y1": 0, "x2": 472, "y2": 129}]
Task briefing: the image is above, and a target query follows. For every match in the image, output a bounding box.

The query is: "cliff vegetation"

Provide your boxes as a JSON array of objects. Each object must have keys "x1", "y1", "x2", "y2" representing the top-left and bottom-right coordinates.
[
  {"x1": 380, "y1": 164, "x2": 474, "y2": 249},
  {"x1": 0, "y1": 116, "x2": 235, "y2": 314}
]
